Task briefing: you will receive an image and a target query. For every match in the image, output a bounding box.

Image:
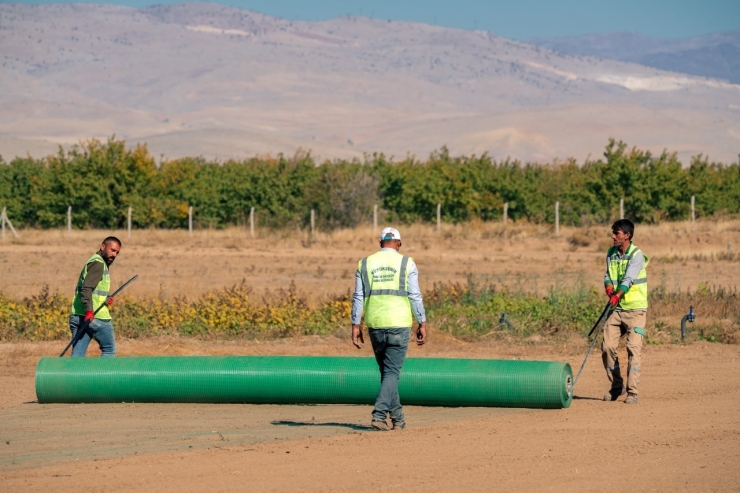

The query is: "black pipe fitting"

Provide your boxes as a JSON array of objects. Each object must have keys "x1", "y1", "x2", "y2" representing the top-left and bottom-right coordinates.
[{"x1": 681, "y1": 306, "x2": 695, "y2": 340}]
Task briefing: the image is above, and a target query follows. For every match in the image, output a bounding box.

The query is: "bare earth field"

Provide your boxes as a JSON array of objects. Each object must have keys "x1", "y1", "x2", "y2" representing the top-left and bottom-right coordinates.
[
  {"x1": 1, "y1": 220, "x2": 739, "y2": 301},
  {"x1": 0, "y1": 338, "x2": 738, "y2": 492},
  {"x1": 1, "y1": 221, "x2": 739, "y2": 490}
]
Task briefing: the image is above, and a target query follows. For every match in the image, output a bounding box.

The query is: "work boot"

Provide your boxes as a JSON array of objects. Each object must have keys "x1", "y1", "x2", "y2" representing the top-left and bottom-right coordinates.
[
  {"x1": 603, "y1": 387, "x2": 626, "y2": 402},
  {"x1": 624, "y1": 393, "x2": 638, "y2": 405},
  {"x1": 371, "y1": 420, "x2": 391, "y2": 431},
  {"x1": 392, "y1": 421, "x2": 406, "y2": 431}
]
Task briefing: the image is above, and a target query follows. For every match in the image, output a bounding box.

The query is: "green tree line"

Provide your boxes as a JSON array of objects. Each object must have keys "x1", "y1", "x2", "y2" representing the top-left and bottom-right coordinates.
[{"x1": 1, "y1": 138, "x2": 739, "y2": 229}]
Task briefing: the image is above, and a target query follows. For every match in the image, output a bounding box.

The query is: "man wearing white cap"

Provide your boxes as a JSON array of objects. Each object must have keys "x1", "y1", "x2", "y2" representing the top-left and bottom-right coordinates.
[{"x1": 351, "y1": 227, "x2": 427, "y2": 431}]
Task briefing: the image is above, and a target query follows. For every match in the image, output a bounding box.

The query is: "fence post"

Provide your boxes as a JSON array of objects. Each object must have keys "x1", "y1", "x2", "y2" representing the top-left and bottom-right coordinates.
[
  {"x1": 691, "y1": 196, "x2": 695, "y2": 231},
  {"x1": 250, "y1": 207, "x2": 255, "y2": 239},
  {"x1": 555, "y1": 201, "x2": 560, "y2": 236},
  {"x1": 127, "y1": 207, "x2": 132, "y2": 239},
  {"x1": 67, "y1": 206, "x2": 72, "y2": 237},
  {"x1": 188, "y1": 206, "x2": 193, "y2": 237},
  {"x1": 1, "y1": 207, "x2": 18, "y2": 239},
  {"x1": 436, "y1": 203, "x2": 441, "y2": 233},
  {"x1": 503, "y1": 202, "x2": 509, "y2": 239},
  {"x1": 620, "y1": 198, "x2": 624, "y2": 219},
  {"x1": 373, "y1": 204, "x2": 378, "y2": 232}
]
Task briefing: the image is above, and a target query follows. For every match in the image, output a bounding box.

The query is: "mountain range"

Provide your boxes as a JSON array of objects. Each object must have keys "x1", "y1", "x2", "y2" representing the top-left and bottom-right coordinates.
[
  {"x1": 0, "y1": 3, "x2": 738, "y2": 164},
  {"x1": 529, "y1": 30, "x2": 740, "y2": 85}
]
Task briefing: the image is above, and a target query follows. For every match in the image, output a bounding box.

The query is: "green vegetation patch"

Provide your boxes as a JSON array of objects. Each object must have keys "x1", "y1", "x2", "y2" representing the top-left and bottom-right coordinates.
[{"x1": 1, "y1": 281, "x2": 737, "y2": 344}]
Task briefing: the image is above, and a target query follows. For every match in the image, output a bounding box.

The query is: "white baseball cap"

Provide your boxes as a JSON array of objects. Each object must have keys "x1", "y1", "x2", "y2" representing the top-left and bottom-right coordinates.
[{"x1": 380, "y1": 227, "x2": 401, "y2": 240}]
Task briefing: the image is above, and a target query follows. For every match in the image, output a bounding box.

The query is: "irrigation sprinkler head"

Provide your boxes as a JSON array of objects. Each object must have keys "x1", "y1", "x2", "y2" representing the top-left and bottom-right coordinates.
[
  {"x1": 680, "y1": 306, "x2": 696, "y2": 341},
  {"x1": 499, "y1": 312, "x2": 513, "y2": 329}
]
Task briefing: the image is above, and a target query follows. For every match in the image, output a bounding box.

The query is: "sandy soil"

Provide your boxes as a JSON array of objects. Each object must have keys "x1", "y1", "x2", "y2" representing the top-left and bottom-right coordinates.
[
  {"x1": 0, "y1": 338, "x2": 738, "y2": 492},
  {"x1": 1, "y1": 221, "x2": 739, "y2": 301}
]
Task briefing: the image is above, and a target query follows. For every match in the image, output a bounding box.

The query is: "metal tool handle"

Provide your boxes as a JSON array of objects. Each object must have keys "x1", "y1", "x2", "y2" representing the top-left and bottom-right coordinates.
[
  {"x1": 587, "y1": 302, "x2": 611, "y2": 338},
  {"x1": 570, "y1": 302, "x2": 613, "y2": 396},
  {"x1": 59, "y1": 275, "x2": 139, "y2": 357}
]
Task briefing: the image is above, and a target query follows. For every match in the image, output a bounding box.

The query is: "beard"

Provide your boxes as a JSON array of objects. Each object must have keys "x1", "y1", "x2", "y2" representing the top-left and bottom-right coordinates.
[{"x1": 100, "y1": 251, "x2": 115, "y2": 265}]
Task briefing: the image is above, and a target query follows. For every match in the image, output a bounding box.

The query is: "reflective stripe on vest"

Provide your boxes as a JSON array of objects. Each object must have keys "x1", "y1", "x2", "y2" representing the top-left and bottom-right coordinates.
[
  {"x1": 607, "y1": 243, "x2": 649, "y2": 310},
  {"x1": 70, "y1": 253, "x2": 112, "y2": 319},
  {"x1": 359, "y1": 250, "x2": 412, "y2": 328}
]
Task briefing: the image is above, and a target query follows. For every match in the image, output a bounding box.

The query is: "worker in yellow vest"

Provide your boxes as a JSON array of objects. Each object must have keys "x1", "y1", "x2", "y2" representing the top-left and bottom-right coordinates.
[
  {"x1": 602, "y1": 219, "x2": 648, "y2": 405},
  {"x1": 351, "y1": 227, "x2": 427, "y2": 431},
  {"x1": 69, "y1": 237, "x2": 122, "y2": 357}
]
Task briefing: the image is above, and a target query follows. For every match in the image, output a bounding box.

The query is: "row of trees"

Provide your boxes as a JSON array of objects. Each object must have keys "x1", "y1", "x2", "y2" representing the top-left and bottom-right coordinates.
[{"x1": 1, "y1": 138, "x2": 739, "y2": 229}]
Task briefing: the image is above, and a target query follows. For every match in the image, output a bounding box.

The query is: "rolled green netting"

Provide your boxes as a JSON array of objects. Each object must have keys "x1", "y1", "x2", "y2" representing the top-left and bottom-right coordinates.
[{"x1": 36, "y1": 356, "x2": 573, "y2": 409}]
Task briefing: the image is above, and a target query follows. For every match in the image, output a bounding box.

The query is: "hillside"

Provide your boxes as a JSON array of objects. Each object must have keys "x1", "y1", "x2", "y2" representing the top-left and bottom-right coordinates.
[
  {"x1": 529, "y1": 31, "x2": 740, "y2": 84},
  {"x1": 0, "y1": 3, "x2": 738, "y2": 163}
]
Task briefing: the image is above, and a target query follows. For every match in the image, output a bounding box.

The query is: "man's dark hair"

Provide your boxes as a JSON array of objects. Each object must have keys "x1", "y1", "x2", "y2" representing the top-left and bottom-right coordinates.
[
  {"x1": 102, "y1": 236, "x2": 122, "y2": 247},
  {"x1": 611, "y1": 219, "x2": 635, "y2": 241}
]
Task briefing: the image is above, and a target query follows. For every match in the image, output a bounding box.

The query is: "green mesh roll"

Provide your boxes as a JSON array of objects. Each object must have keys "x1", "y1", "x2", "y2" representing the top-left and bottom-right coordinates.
[{"x1": 36, "y1": 356, "x2": 572, "y2": 409}]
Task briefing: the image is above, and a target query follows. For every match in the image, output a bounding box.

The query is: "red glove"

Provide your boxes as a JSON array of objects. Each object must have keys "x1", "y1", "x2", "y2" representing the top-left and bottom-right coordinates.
[
  {"x1": 609, "y1": 294, "x2": 620, "y2": 308},
  {"x1": 84, "y1": 310, "x2": 94, "y2": 323},
  {"x1": 107, "y1": 297, "x2": 114, "y2": 307},
  {"x1": 605, "y1": 285, "x2": 614, "y2": 297}
]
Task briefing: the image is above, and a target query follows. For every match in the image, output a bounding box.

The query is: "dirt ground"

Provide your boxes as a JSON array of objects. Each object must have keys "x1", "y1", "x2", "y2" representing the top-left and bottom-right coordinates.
[
  {"x1": 0, "y1": 338, "x2": 739, "y2": 492},
  {"x1": 1, "y1": 220, "x2": 739, "y2": 301},
  {"x1": 1, "y1": 221, "x2": 739, "y2": 490}
]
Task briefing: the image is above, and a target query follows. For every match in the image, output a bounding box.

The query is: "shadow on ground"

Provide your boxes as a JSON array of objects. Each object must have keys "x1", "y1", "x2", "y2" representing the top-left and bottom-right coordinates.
[{"x1": 272, "y1": 420, "x2": 373, "y2": 431}]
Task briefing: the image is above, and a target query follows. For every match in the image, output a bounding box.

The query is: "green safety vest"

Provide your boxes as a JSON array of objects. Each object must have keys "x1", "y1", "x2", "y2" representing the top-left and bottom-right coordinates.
[
  {"x1": 607, "y1": 243, "x2": 649, "y2": 311},
  {"x1": 71, "y1": 253, "x2": 112, "y2": 320},
  {"x1": 359, "y1": 250, "x2": 413, "y2": 329}
]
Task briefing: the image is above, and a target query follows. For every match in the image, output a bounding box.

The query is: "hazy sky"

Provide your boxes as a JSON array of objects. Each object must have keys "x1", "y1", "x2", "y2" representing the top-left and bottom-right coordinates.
[{"x1": 10, "y1": 0, "x2": 740, "y2": 39}]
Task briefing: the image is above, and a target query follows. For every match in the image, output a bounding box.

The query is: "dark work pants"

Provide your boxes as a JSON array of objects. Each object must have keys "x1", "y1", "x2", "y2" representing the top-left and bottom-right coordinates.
[{"x1": 368, "y1": 327, "x2": 410, "y2": 423}]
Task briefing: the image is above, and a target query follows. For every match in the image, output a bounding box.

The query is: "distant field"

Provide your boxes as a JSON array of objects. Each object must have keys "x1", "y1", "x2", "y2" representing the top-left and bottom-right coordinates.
[
  {"x1": 0, "y1": 219, "x2": 738, "y2": 343},
  {"x1": 1, "y1": 219, "x2": 738, "y2": 300}
]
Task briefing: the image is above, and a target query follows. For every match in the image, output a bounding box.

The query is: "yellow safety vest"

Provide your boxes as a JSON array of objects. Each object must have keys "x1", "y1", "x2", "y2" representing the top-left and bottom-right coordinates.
[
  {"x1": 359, "y1": 250, "x2": 413, "y2": 328},
  {"x1": 607, "y1": 243, "x2": 649, "y2": 311},
  {"x1": 71, "y1": 253, "x2": 112, "y2": 319}
]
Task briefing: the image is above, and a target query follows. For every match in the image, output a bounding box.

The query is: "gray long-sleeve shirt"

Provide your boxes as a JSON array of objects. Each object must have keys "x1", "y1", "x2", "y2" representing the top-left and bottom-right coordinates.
[{"x1": 351, "y1": 248, "x2": 426, "y2": 326}]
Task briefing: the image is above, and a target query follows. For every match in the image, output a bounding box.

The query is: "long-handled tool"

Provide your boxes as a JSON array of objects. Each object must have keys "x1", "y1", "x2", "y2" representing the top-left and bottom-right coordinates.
[
  {"x1": 569, "y1": 301, "x2": 612, "y2": 396},
  {"x1": 587, "y1": 302, "x2": 611, "y2": 338},
  {"x1": 59, "y1": 274, "x2": 138, "y2": 357}
]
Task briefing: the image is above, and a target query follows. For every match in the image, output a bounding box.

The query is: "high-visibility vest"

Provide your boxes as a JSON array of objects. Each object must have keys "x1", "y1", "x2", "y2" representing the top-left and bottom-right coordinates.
[
  {"x1": 607, "y1": 243, "x2": 649, "y2": 310},
  {"x1": 359, "y1": 250, "x2": 413, "y2": 328},
  {"x1": 71, "y1": 253, "x2": 112, "y2": 319}
]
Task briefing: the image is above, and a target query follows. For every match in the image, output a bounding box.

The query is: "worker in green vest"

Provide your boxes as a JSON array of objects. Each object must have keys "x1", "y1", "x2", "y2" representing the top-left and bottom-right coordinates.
[
  {"x1": 69, "y1": 237, "x2": 122, "y2": 357},
  {"x1": 351, "y1": 227, "x2": 427, "y2": 431},
  {"x1": 602, "y1": 219, "x2": 648, "y2": 405}
]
